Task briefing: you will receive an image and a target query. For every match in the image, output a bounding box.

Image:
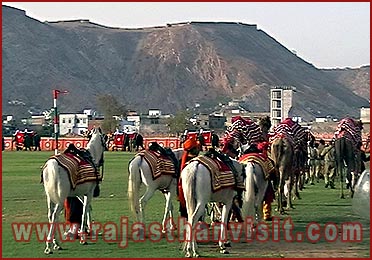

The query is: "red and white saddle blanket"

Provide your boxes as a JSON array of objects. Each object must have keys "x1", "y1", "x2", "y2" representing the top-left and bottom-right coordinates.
[
  {"x1": 222, "y1": 116, "x2": 263, "y2": 146},
  {"x1": 137, "y1": 150, "x2": 176, "y2": 180},
  {"x1": 334, "y1": 117, "x2": 362, "y2": 151},
  {"x1": 270, "y1": 119, "x2": 295, "y2": 148},
  {"x1": 191, "y1": 155, "x2": 245, "y2": 192},
  {"x1": 44, "y1": 153, "x2": 101, "y2": 189},
  {"x1": 239, "y1": 153, "x2": 276, "y2": 180}
]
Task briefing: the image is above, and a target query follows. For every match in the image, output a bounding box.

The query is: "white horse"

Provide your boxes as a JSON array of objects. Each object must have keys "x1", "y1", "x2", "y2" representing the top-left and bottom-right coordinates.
[
  {"x1": 42, "y1": 127, "x2": 105, "y2": 254},
  {"x1": 240, "y1": 160, "x2": 270, "y2": 227},
  {"x1": 127, "y1": 147, "x2": 183, "y2": 233},
  {"x1": 181, "y1": 157, "x2": 243, "y2": 258}
]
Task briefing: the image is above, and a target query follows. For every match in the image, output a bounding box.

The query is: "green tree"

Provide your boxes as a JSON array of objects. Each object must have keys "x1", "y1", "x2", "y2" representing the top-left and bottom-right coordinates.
[
  {"x1": 97, "y1": 94, "x2": 127, "y2": 133},
  {"x1": 167, "y1": 110, "x2": 192, "y2": 135}
]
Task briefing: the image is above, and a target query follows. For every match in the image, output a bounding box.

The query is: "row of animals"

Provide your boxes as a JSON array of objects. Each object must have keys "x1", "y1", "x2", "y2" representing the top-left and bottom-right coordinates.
[{"x1": 40, "y1": 117, "x2": 365, "y2": 257}]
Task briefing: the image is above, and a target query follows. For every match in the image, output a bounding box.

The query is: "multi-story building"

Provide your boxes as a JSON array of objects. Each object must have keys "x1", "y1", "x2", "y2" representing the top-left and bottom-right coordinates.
[
  {"x1": 270, "y1": 86, "x2": 296, "y2": 128},
  {"x1": 360, "y1": 107, "x2": 370, "y2": 124},
  {"x1": 59, "y1": 113, "x2": 89, "y2": 136}
]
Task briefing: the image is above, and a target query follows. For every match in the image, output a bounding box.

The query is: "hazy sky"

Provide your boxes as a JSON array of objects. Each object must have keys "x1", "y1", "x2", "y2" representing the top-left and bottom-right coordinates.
[{"x1": 3, "y1": 2, "x2": 370, "y2": 69}]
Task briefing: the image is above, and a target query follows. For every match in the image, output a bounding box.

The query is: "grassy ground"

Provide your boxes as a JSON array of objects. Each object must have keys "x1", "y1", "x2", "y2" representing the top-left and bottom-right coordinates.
[{"x1": 1, "y1": 151, "x2": 370, "y2": 258}]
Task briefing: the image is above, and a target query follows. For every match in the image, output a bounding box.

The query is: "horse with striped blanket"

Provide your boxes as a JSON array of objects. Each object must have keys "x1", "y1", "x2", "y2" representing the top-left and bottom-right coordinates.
[
  {"x1": 127, "y1": 143, "x2": 183, "y2": 233},
  {"x1": 181, "y1": 156, "x2": 244, "y2": 257},
  {"x1": 41, "y1": 127, "x2": 105, "y2": 254}
]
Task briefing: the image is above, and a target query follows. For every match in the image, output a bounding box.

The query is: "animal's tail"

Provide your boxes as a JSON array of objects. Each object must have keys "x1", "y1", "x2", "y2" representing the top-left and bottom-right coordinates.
[
  {"x1": 181, "y1": 161, "x2": 198, "y2": 252},
  {"x1": 127, "y1": 156, "x2": 142, "y2": 217},
  {"x1": 242, "y1": 163, "x2": 256, "y2": 221},
  {"x1": 182, "y1": 162, "x2": 198, "y2": 221}
]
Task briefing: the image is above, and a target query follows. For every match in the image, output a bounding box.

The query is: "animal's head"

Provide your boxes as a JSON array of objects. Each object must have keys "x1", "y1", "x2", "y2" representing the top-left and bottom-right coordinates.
[
  {"x1": 356, "y1": 120, "x2": 363, "y2": 130},
  {"x1": 259, "y1": 116, "x2": 272, "y2": 131},
  {"x1": 87, "y1": 127, "x2": 106, "y2": 166}
]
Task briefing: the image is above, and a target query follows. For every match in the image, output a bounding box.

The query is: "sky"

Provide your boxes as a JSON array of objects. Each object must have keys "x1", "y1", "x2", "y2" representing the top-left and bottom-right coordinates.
[{"x1": 2, "y1": 2, "x2": 370, "y2": 69}]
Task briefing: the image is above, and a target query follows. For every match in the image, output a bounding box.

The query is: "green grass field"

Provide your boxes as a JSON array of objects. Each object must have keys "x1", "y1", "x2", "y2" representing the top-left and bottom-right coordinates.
[{"x1": 1, "y1": 151, "x2": 370, "y2": 258}]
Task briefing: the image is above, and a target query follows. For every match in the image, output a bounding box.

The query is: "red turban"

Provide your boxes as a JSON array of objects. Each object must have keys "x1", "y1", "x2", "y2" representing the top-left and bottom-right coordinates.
[{"x1": 183, "y1": 137, "x2": 198, "y2": 151}]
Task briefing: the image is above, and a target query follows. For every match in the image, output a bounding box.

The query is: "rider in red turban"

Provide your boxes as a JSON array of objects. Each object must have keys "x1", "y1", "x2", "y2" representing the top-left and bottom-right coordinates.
[{"x1": 178, "y1": 136, "x2": 200, "y2": 218}]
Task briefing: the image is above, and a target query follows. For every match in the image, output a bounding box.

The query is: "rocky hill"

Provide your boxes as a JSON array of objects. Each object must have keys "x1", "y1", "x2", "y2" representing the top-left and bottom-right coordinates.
[
  {"x1": 322, "y1": 66, "x2": 370, "y2": 100},
  {"x1": 2, "y1": 5, "x2": 369, "y2": 120}
]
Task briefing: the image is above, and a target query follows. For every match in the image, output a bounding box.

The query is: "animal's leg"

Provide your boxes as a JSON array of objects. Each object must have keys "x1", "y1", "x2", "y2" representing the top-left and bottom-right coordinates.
[
  {"x1": 256, "y1": 190, "x2": 266, "y2": 223},
  {"x1": 295, "y1": 171, "x2": 301, "y2": 199},
  {"x1": 162, "y1": 191, "x2": 175, "y2": 233},
  {"x1": 166, "y1": 181, "x2": 177, "y2": 231},
  {"x1": 336, "y1": 139, "x2": 345, "y2": 199},
  {"x1": 286, "y1": 175, "x2": 294, "y2": 209},
  {"x1": 44, "y1": 196, "x2": 54, "y2": 254},
  {"x1": 184, "y1": 204, "x2": 203, "y2": 258},
  {"x1": 86, "y1": 204, "x2": 94, "y2": 236},
  {"x1": 184, "y1": 220, "x2": 193, "y2": 258},
  {"x1": 139, "y1": 187, "x2": 156, "y2": 225},
  {"x1": 350, "y1": 171, "x2": 357, "y2": 198},
  {"x1": 218, "y1": 203, "x2": 232, "y2": 254},
  {"x1": 339, "y1": 163, "x2": 345, "y2": 199},
  {"x1": 190, "y1": 203, "x2": 207, "y2": 258},
  {"x1": 278, "y1": 173, "x2": 285, "y2": 214},
  {"x1": 51, "y1": 204, "x2": 64, "y2": 251},
  {"x1": 45, "y1": 201, "x2": 63, "y2": 254},
  {"x1": 79, "y1": 195, "x2": 90, "y2": 245}
]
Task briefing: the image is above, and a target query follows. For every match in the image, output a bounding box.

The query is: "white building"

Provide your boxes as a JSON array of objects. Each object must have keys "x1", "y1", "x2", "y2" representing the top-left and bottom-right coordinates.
[
  {"x1": 59, "y1": 113, "x2": 89, "y2": 136},
  {"x1": 360, "y1": 107, "x2": 370, "y2": 123},
  {"x1": 83, "y1": 109, "x2": 97, "y2": 117},
  {"x1": 270, "y1": 86, "x2": 296, "y2": 128},
  {"x1": 148, "y1": 109, "x2": 162, "y2": 116},
  {"x1": 127, "y1": 115, "x2": 141, "y2": 132},
  {"x1": 3, "y1": 115, "x2": 13, "y2": 124}
]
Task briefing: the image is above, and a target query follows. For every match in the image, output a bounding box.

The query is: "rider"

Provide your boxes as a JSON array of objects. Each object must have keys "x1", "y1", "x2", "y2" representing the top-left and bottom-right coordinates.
[
  {"x1": 257, "y1": 141, "x2": 276, "y2": 221},
  {"x1": 178, "y1": 136, "x2": 200, "y2": 218}
]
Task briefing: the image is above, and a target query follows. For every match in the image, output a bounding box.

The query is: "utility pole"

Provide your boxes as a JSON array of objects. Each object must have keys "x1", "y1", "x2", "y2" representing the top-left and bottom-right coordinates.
[{"x1": 53, "y1": 90, "x2": 68, "y2": 155}]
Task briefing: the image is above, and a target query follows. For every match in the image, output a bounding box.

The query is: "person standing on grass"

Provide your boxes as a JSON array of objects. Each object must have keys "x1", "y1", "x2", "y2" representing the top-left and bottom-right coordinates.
[
  {"x1": 307, "y1": 142, "x2": 317, "y2": 185},
  {"x1": 134, "y1": 133, "x2": 144, "y2": 151},
  {"x1": 316, "y1": 139, "x2": 326, "y2": 181},
  {"x1": 321, "y1": 140, "x2": 336, "y2": 189},
  {"x1": 123, "y1": 133, "x2": 130, "y2": 152},
  {"x1": 23, "y1": 132, "x2": 32, "y2": 151},
  {"x1": 33, "y1": 132, "x2": 41, "y2": 151}
]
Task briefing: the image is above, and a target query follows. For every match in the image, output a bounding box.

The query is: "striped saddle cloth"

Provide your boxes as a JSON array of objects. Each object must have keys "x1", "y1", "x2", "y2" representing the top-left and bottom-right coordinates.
[
  {"x1": 137, "y1": 150, "x2": 176, "y2": 180},
  {"x1": 334, "y1": 117, "x2": 362, "y2": 151},
  {"x1": 239, "y1": 153, "x2": 275, "y2": 180},
  {"x1": 45, "y1": 153, "x2": 101, "y2": 189},
  {"x1": 191, "y1": 155, "x2": 245, "y2": 192}
]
